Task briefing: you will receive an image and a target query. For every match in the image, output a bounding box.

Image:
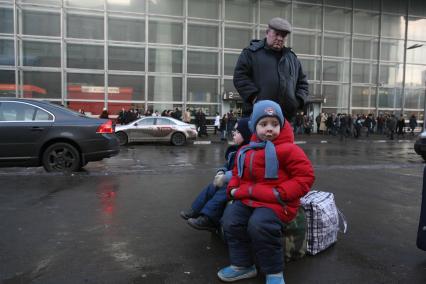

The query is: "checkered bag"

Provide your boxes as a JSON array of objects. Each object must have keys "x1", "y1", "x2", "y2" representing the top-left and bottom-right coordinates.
[{"x1": 301, "y1": 190, "x2": 347, "y2": 255}]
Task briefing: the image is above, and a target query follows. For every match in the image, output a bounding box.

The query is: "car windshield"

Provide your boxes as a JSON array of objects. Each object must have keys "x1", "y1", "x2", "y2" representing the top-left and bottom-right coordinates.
[{"x1": 41, "y1": 102, "x2": 87, "y2": 117}]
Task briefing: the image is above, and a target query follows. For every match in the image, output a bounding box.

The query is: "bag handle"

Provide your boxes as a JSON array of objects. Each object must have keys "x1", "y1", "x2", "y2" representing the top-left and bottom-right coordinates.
[{"x1": 337, "y1": 208, "x2": 348, "y2": 234}]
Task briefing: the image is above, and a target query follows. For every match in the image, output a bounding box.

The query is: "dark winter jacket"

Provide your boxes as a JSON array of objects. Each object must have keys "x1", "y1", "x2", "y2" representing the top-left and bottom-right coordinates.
[
  {"x1": 227, "y1": 120, "x2": 315, "y2": 223},
  {"x1": 233, "y1": 39, "x2": 309, "y2": 120}
]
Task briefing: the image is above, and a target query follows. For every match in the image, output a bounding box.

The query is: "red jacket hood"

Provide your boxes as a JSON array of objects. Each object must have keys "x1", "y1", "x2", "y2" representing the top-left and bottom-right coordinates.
[{"x1": 250, "y1": 119, "x2": 294, "y2": 145}]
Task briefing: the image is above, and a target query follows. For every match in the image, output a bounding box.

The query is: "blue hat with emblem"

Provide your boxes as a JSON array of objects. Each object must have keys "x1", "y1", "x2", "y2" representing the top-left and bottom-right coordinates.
[{"x1": 248, "y1": 100, "x2": 285, "y2": 133}]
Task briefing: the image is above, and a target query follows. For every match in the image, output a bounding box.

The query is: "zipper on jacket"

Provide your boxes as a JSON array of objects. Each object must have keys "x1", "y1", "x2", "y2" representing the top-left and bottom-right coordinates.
[
  {"x1": 273, "y1": 187, "x2": 287, "y2": 214},
  {"x1": 249, "y1": 151, "x2": 255, "y2": 181}
]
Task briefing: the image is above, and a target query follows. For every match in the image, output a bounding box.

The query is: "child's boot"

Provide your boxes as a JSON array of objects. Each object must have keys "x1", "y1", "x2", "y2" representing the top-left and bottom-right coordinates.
[
  {"x1": 217, "y1": 265, "x2": 257, "y2": 282},
  {"x1": 187, "y1": 215, "x2": 216, "y2": 231},
  {"x1": 266, "y1": 272, "x2": 285, "y2": 284},
  {"x1": 180, "y1": 208, "x2": 197, "y2": 220}
]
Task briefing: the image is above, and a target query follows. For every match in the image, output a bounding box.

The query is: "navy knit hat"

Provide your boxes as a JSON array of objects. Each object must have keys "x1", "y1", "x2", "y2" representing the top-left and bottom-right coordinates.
[
  {"x1": 235, "y1": 117, "x2": 252, "y2": 145},
  {"x1": 248, "y1": 100, "x2": 285, "y2": 134}
]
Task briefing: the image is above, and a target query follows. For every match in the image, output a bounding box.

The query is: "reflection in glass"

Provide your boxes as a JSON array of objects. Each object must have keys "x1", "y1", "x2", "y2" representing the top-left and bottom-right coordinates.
[
  {"x1": 188, "y1": 0, "x2": 219, "y2": 19},
  {"x1": 406, "y1": 41, "x2": 426, "y2": 64},
  {"x1": 352, "y1": 86, "x2": 370, "y2": 108},
  {"x1": 107, "y1": 0, "x2": 145, "y2": 13},
  {"x1": 353, "y1": 38, "x2": 379, "y2": 60},
  {"x1": 409, "y1": 0, "x2": 426, "y2": 17},
  {"x1": 23, "y1": 71, "x2": 61, "y2": 99},
  {"x1": 405, "y1": 65, "x2": 426, "y2": 88},
  {"x1": 379, "y1": 64, "x2": 403, "y2": 86},
  {"x1": 354, "y1": 0, "x2": 380, "y2": 11},
  {"x1": 404, "y1": 88, "x2": 423, "y2": 109},
  {"x1": 324, "y1": 35, "x2": 350, "y2": 57},
  {"x1": 378, "y1": 87, "x2": 399, "y2": 108},
  {"x1": 108, "y1": 17, "x2": 145, "y2": 42},
  {"x1": 67, "y1": 44, "x2": 104, "y2": 69},
  {"x1": 382, "y1": 1, "x2": 407, "y2": 14},
  {"x1": 65, "y1": 0, "x2": 104, "y2": 9},
  {"x1": 225, "y1": 27, "x2": 252, "y2": 49},
  {"x1": 148, "y1": 76, "x2": 182, "y2": 102},
  {"x1": 0, "y1": 8, "x2": 13, "y2": 34},
  {"x1": 381, "y1": 39, "x2": 404, "y2": 62},
  {"x1": 0, "y1": 39, "x2": 14, "y2": 66},
  {"x1": 187, "y1": 78, "x2": 218, "y2": 103},
  {"x1": 292, "y1": 33, "x2": 320, "y2": 55},
  {"x1": 224, "y1": 54, "x2": 240, "y2": 76},
  {"x1": 260, "y1": 1, "x2": 290, "y2": 24},
  {"x1": 293, "y1": 4, "x2": 322, "y2": 30},
  {"x1": 149, "y1": 21, "x2": 183, "y2": 44},
  {"x1": 21, "y1": 0, "x2": 61, "y2": 4},
  {"x1": 322, "y1": 84, "x2": 349, "y2": 110},
  {"x1": 352, "y1": 63, "x2": 371, "y2": 84},
  {"x1": 299, "y1": 58, "x2": 319, "y2": 81},
  {"x1": 324, "y1": 8, "x2": 351, "y2": 33},
  {"x1": 108, "y1": 75, "x2": 144, "y2": 101},
  {"x1": 0, "y1": 70, "x2": 16, "y2": 98},
  {"x1": 187, "y1": 51, "x2": 218, "y2": 75},
  {"x1": 67, "y1": 14, "x2": 104, "y2": 39},
  {"x1": 22, "y1": 10, "x2": 60, "y2": 37},
  {"x1": 148, "y1": 0, "x2": 183, "y2": 16},
  {"x1": 148, "y1": 49, "x2": 182, "y2": 73},
  {"x1": 225, "y1": 0, "x2": 256, "y2": 23},
  {"x1": 188, "y1": 24, "x2": 219, "y2": 47},
  {"x1": 408, "y1": 18, "x2": 426, "y2": 41},
  {"x1": 109, "y1": 46, "x2": 144, "y2": 71},
  {"x1": 381, "y1": 15, "x2": 406, "y2": 39},
  {"x1": 224, "y1": 79, "x2": 236, "y2": 93},
  {"x1": 23, "y1": 41, "x2": 60, "y2": 67},
  {"x1": 323, "y1": 61, "x2": 349, "y2": 82},
  {"x1": 353, "y1": 11, "x2": 379, "y2": 36},
  {"x1": 66, "y1": 73, "x2": 105, "y2": 114}
]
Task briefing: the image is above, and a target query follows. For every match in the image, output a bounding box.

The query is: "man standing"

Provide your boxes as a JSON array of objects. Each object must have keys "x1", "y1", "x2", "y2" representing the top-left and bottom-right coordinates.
[{"x1": 233, "y1": 17, "x2": 309, "y2": 120}]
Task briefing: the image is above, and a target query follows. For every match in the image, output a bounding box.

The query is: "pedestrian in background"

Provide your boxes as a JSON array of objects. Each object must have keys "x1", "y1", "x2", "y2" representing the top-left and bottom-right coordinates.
[
  {"x1": 99, "y1": 108, "x2": 109, "y2": 119},
  {"x1": 409, "y1": 114, "x2": 418, "y2": 136},
  {"x1": 233, "y1": 17, "x2": 308, "y2": 120},
  {"x1": 214, "y1": 112, "x2": 220, "y2": 135},
  {"x1": 183, "y1": 108, "x2": 191, "y2": 123},
  {"x1": 397, "y1": 114, "x2": 405, "y2": 138}
]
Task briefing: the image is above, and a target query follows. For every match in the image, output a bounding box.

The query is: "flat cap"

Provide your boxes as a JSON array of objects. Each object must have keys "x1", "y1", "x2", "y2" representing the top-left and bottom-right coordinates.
[{"x1": 268, "y1": 17, "x2": 292, "y2": 33}]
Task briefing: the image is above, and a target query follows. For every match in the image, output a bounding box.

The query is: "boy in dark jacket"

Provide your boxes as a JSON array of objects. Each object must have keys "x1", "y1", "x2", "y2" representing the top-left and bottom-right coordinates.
[
  {"x1": 180, "y1": 118, "x2": 252, "y2": 231},
  {"x1": 218, "y1": 100, "x2": 314, "y2": 284}
]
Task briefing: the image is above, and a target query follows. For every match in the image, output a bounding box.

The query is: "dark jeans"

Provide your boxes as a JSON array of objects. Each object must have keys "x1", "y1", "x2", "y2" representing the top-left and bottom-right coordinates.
[
  {"x1": 191, "y1": 182, "x2": 227, "y2": 225},
  {"x1": 222, "y1": 201, "x2": 284, "y2": 274}
]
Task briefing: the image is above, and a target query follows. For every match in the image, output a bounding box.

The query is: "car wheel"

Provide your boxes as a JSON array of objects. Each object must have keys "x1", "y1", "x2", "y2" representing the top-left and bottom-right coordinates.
[
  {"x1": 42, "y1": 142, "x2": 81, "y2": 172},
  {"x1": 116, "y1": 131, "x2": 128, "y2": 146},
  {"x1": 171, "y1": 132, "x2": 186, "y2": 146}
]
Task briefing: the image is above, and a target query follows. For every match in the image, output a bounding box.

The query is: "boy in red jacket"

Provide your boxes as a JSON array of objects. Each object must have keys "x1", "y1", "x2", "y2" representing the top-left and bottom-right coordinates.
[{"x1": 218, "y1": 100, "x2": 314, "y2": 284}]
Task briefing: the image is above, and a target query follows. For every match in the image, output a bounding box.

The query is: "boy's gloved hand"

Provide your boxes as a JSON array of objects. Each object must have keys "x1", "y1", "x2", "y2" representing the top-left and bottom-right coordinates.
[
  {"x1": 213, "y1": 171, "x2": 225, "y2": 187},
  {"x1": 230, "y1": 188, "x2": 238, "y2": 197}
]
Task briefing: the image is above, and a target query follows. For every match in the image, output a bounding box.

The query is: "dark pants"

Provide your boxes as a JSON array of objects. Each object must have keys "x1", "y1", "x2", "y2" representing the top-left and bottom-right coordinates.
[
  {"x1": 191, "y1": 182, "x2": 227, "y2": 225},
  {"x1": 417, "y1": 166, "x2": 426, "y2": 251},
  {"x1": 222, "y1": 201, "x2": 284, "y2": 274}
]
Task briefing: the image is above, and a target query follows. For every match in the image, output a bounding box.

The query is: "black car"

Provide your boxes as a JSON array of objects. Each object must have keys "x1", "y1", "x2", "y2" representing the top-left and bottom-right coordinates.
[
  {"x1": 415, "y1": 129, "x2": 426, "y2": 161},
  {"x1": 0, "y1": 98, "x2": 119, "y2": 172}
]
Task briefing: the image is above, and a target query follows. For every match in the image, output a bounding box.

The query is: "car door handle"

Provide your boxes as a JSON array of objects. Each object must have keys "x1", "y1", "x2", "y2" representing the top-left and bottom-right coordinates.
[{"x1": 31, "y1": 126, "x2": 44, "y2": 131}]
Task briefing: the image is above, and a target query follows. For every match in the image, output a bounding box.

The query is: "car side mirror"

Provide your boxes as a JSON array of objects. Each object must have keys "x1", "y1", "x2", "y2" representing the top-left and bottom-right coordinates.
[{"x1": 134, "y1": 122, "x2": 138, "y2": 126}]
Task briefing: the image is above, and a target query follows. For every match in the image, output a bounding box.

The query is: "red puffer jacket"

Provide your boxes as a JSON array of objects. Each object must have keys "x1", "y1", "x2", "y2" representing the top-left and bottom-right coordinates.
[{"x1": 227, "y1": 120, "x2": 314, "y2": 223}]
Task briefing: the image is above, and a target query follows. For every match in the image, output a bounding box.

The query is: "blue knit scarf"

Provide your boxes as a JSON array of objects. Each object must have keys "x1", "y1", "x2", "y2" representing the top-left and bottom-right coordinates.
[{"x1": 237, "y1": 140, "x2": 278, "y2": 179}]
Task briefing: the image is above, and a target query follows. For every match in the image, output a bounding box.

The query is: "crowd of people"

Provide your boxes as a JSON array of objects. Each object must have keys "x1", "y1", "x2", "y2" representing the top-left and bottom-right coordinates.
[{"x1": 292, "y1": 112, "x2": 419, "y2": 140}]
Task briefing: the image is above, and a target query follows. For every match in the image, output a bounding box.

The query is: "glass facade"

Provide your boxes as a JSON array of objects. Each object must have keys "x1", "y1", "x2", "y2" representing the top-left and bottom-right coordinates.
[{"x1": 0, "y1": 0, "x2": 425, "y2": 117}]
